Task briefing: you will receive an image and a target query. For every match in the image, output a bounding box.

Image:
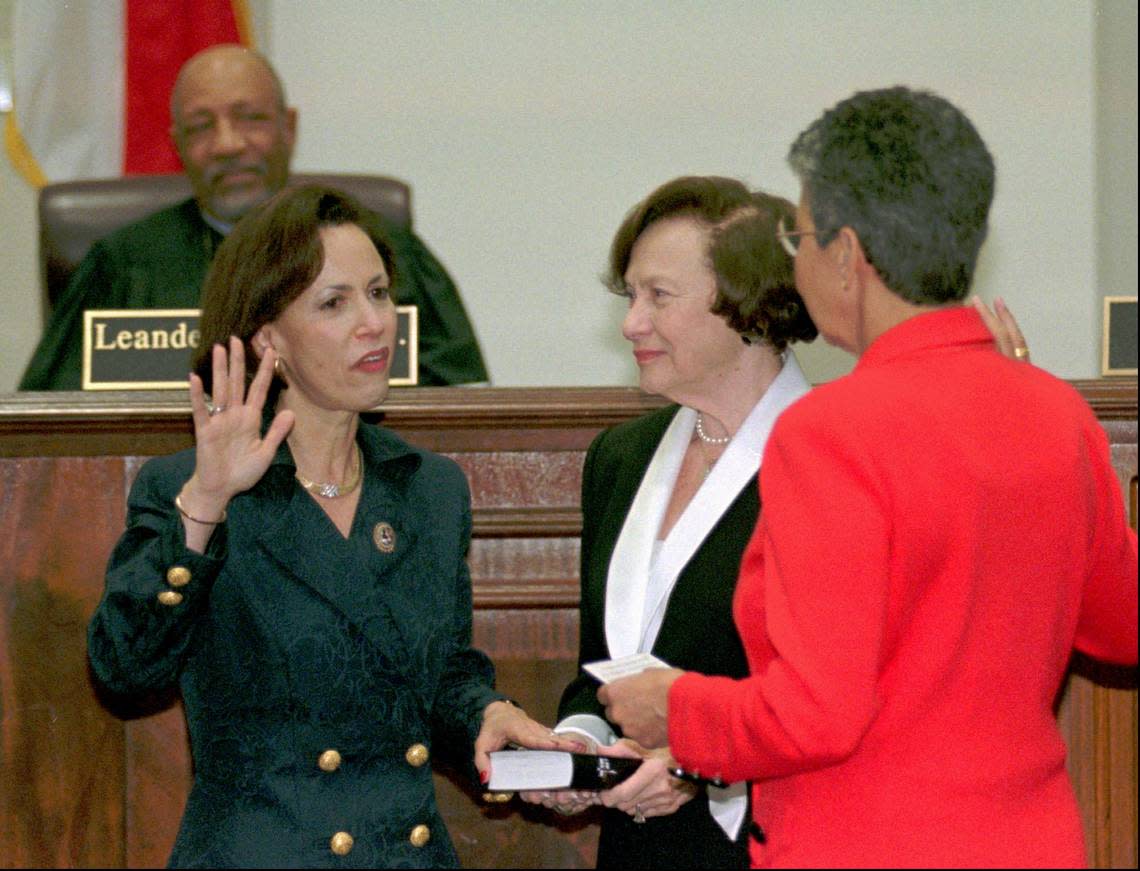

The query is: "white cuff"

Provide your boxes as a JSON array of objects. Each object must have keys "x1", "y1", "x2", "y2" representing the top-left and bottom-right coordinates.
[
  {"x1": 553, "y1": 714, "x2": 617, "y2": 749},
  {"x1": 707, "y1": 781, "x2": 748, "y2": 840}
]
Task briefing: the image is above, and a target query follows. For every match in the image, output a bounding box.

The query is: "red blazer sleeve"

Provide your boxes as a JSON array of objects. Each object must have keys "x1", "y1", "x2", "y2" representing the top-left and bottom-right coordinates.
[
  {"x1": 669, "y1": 406, "x2": 887, "y2": 782},
  {"x1": 1073, "y1": 421, "x2": 1138, "y2": 664}
]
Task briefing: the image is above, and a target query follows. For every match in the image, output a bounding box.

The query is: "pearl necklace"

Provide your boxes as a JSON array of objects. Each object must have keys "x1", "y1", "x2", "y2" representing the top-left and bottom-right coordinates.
[
  {"x1": 296, "y1": 445, "x2": 363, "y2": 498},
  {"x1": 695, "y1": 413, "x2": 731, "y2": 446}
]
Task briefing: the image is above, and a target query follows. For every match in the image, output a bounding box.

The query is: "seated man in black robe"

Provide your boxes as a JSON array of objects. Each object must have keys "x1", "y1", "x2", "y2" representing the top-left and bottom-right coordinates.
[{"x1": 20, "y1": 44, "x2": 488, "y2": 390}]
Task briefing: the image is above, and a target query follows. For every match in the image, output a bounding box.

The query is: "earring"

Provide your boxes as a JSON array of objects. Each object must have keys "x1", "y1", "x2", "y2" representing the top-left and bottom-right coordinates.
[{"x1": 273, "y1": 355, "x2": 283, "y2": 378}]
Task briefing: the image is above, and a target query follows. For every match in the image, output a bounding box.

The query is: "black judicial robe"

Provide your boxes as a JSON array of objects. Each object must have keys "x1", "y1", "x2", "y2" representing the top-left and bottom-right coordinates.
[{"x1": 20, "y1": 199, "x2": 489, "y2": 390}]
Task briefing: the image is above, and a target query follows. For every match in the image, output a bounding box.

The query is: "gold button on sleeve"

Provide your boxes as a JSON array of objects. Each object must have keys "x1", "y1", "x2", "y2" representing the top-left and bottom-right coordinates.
[
  {"x1": 166, "y1": 566, "x2": 191, "y2": 587},
  {"x1": 409, "y1": 824, "x2": 430, "y2": 848},
  {"x1": 329, "y1": 831, "x2": 354, "y2": 856},
  {"x1": 318, "y1": 749, "x2": 342, "y2": 772},
  {"x1": 405, "y1": 742, "x2": 429, "y2": 767},
  {"x1": 157, "y1": 590, "x2": 183, "y2": 607}
]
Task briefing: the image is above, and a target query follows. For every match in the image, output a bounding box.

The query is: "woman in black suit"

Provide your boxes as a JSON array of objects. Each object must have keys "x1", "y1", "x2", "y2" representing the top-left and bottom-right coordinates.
[
  {"x1": 87, "y1": 186, "x2": 566, "y2": 868},
  {"x1": 524, "y1": 177, "x2": 817, "y2": 868}
]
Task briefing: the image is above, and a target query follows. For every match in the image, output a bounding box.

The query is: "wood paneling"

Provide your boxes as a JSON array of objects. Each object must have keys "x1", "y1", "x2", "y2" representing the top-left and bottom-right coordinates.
[
  {"x1": 1055, "y1": 431, "x2": 1139, "y2": 869},
  {"x1": 0, "y1": 458, "x2": 128, "y2": 869},
  {"x1": 1, "y1": 383, "x2": 1135, "y2": 869}
]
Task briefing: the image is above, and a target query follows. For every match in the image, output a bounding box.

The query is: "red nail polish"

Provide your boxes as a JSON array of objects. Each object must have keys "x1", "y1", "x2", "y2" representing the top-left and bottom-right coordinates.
[{"x1": 479, "y1": 769, "x2": 489, "y2": 784}]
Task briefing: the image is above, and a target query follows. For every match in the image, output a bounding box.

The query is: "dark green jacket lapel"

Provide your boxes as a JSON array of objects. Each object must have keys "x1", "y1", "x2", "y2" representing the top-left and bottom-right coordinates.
[{"x1": 250, "y1": 426, "x2": 426, "y2": 678}]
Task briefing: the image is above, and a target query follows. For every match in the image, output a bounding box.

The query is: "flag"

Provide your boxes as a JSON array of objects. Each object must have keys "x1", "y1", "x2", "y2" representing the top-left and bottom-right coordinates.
[{"x1": 4, "y1": 0, "x2": 252, "y2": 188}]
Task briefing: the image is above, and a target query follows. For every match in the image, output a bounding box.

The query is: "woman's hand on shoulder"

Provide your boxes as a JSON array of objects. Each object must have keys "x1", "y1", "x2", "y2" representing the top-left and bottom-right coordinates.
[
  {"x1": 186, "y1": 338, "x2": 295, "y2": 510},
  {"x1": 972, "y1": 296, "x2": 1031, "y2": 364},
  {"x1": 596, "y1": 739, "x2": 698, "y2": 822}
]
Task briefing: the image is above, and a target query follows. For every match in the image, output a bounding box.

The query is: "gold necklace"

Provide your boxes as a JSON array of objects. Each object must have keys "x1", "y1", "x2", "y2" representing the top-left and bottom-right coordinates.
[{"x1": 296, "y1": 445, "x2": 363, "y2": 498}]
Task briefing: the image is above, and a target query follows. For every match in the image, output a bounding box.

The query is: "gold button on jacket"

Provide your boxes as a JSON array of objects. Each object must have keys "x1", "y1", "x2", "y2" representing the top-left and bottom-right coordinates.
[
  {"x1": 318, "y1": 749, "x2": 342, "y2": 772},
  {"x1": 405, "y1": 743, "x2": 429, "y2": 767},
  {"x1": 157, "y1": 590, "x2": 183, "y2": 606},
  {"x1": 408, "y1": 824, "x2": 430, "y2": 848},
  {"x1": 329, "y1": 831, "x2": 354, "y2": 856},
  {"x1": 166, "y1": 566, "x2": 191, "y2": 587}
]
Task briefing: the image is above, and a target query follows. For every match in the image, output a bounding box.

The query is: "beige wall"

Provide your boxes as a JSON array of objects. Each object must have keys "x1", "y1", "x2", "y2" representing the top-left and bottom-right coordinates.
[
  {"x1": 0, "y1": 146, "x2": 37, "y2": 391},
  {"x1": 1096, "y1": 0, "x2": 1139, "y2": 343},
  {"x1": 0, "y1": 1, "x2": 1135, "y2": 391}
]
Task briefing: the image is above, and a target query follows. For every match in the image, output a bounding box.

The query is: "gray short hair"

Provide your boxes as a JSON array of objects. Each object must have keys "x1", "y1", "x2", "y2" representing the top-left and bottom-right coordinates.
[{"x1": 788, "y1": 86, "x2": 995, "y2": 304}]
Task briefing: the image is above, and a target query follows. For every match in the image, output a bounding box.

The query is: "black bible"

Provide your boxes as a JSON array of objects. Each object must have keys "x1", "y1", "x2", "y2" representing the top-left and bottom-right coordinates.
[{"x1": 487, "y1": 750, "x2": 642, "y2": 791}]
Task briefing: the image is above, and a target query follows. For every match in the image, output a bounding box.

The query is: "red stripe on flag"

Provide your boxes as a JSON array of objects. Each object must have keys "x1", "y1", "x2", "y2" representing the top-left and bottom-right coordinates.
[{"x1": 124, "y1": 0, "x2": 244, "y2": 175}]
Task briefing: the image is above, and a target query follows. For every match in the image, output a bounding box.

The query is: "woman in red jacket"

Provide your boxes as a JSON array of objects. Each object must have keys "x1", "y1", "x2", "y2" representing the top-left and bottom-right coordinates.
[{"x1": 600, "y1": 86, "x2": 1138, "y2": 868}]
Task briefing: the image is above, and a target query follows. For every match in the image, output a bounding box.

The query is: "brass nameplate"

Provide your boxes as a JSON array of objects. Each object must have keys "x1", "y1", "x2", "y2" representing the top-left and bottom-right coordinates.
[
  {"x1": 82, "y1": 307, "x2": 419, "y2": 390},
  {"x1": 1102, "y1": 297, "x2": 1137, "y2": 377}
]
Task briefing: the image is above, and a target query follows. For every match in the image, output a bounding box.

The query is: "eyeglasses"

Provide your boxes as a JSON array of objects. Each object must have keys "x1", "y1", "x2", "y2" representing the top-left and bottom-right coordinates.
[{"x1": 776, "y1": 216, "x2": 819, "y2": 258}]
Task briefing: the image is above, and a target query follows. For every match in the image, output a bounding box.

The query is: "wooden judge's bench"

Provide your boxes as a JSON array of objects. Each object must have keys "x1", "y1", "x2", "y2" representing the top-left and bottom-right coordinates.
[{"x1": 1, "y1": 383, "x2": 1136, "y2": 869}]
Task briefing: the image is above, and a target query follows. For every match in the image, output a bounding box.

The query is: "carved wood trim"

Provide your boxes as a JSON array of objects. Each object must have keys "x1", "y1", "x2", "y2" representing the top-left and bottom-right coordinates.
[
  {"x1": 472, "y1": 506, "x2": 581, "y2": 538},
  {"x1": 0, "y1": 386, "x2": 668, "y2": 430},
  {"x1": 472, "y1": 577, "x2": 580, "y2": 609},
  {"x1": 1066, "y1": 378, "x2": 1139, "y2": 420},
  {"x1": 2, "y1": 380, "x2": 1133, "y2": 455}
]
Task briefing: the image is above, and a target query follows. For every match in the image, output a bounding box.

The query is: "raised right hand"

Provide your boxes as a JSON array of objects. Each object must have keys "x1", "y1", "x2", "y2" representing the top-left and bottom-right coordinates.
[{"x1": 182, "y1": 337, "x2": 294, "y2": 520}]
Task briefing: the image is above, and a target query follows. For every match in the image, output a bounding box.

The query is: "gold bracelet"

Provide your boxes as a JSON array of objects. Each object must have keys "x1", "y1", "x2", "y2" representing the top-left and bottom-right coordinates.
[{"x1": 174, "y1": 493, "x2": 227, "y2": 525}]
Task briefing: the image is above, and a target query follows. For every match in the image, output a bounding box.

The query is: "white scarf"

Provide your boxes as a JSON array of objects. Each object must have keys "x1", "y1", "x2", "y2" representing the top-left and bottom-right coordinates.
[{"x1": 603, "y1": 352, "x2": 811, "y2": 839}]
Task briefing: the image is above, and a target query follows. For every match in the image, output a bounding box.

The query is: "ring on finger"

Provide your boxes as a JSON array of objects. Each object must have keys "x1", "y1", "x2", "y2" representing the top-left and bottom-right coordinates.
[
  {"x1": 1013, "y1": 346, "x2": 1030, "y2": 361},
  {"x1": 632, "y1": 803, "x2": 647, "y2": 824},
  {"x1": 209, "y1": 404, "x2": 227, "y2": 416}
]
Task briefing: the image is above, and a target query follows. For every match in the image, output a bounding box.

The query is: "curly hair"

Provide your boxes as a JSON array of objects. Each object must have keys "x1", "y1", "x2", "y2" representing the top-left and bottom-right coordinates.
[
  {"x1": 191, "y1": 184, "x2": 396, "y2": 395},
  {"x1": 788, "y1": 86, "x2": 995, "y2": 304},
  {"x1": 604, "y1": 176, "x2": 816, "y2": 351}
]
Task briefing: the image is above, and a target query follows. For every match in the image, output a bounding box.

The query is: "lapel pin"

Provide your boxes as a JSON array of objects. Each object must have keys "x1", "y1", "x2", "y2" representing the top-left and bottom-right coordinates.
[{"x1": 373, "y1": 521, "x2": 397, "y2": 553}]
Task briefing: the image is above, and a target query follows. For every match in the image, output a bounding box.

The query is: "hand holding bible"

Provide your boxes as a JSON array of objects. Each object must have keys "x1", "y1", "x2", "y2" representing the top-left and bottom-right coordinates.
[{"x1": 594, "y1": 739, "x2": 698, "y2": 823}]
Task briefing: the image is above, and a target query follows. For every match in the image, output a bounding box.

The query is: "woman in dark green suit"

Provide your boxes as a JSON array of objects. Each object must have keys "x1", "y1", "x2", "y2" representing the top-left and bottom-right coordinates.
[
  {"x1": 87, "y1": 186, "x2": 564, "y2": 868},
  {"x1": 523, "y1": 177, "x2": 817, "y2": 868}
]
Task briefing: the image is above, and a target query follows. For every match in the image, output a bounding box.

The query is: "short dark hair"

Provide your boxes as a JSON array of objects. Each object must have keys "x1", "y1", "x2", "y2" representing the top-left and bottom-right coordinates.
[
  {"x1": 787, "y1": 85, "x2": 995, "y2": 305},
  {"x1": 191, "y1": 184, "x2": 396, "y2": 394},
  {"x1": 604, "y1": 176, "x2": 816, "y2": 351}
]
